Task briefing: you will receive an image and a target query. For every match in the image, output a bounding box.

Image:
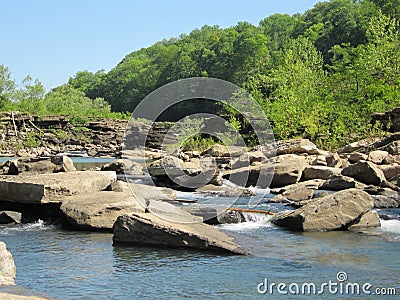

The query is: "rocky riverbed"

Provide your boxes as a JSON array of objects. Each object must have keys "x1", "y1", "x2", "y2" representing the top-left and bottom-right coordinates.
[{"x1": 1, "y1": 110, "x2": 400, "y2": 294}]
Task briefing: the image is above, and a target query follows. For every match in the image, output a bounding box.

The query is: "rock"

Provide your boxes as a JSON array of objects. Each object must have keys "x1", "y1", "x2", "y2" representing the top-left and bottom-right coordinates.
[
  {"x1": 341, "y1": 161, "x2": 386, "y2": 186},
  {"x1": 60, "y1": 191, "x2": 141, "y2": 230},
  {"x1": 302, "y1": 166, "x2": 342, "y2": 180},
  {"x1": 272, "y1": 189, "x2": 374, "y2": 231},
  {"x1": 372, "y1": 195, "x2": 400, "y2": 208},
  {"x1": 349, "y1": 152, "x2": 368, "y2": 163},
  {"x1": 269, "y1": 194, "x2": 291, "y2": 204},
  {"x1": 311, "y1": 155, "x2": 327, "y2": 166},
  {"x1": 378, "y1": 164, "x2": 400, "y2": 181},
  {"x1": 0, "y1": 211, "x2": 21, "y2": 224},
  {"x1": 112, "y1": 213, "x2": 245, "y2": 254},
  {"x1": 271, "y1": 154, "x2": 307, "y2": 188},
  {"x1": 51, "y1": 155, "x2": 76, "y2": 172},
  {"x1": 348, "y1": 210, "x2": 381, "y2": 231},
  {"x1": 7, "y1": 158, "x2": 55, "y2": 175},
  {"x1": 271, "y1": 179, "x2": 325, "y2": 194},
  {"x1": 183, "y1": 207, "x2": 244, "y2": 225},
  {"x1": 203, "y1": 144, "x2": 245, "y2": 158},
  {"x1": 0, "y1": 242, "x2": 16, "y2": 285},
  {"x1": 274, "y1": 138, "x2": 321, "y2": 155},
  {"x1": 101, "y1": 159, "x2": 144, "y2": 175},
  {"x1": 196, "y1": 184, "x2": 254, "y2": 197},
  {"x1": 319, "y1": 175, "x2": 367, "y2": 191},
  {"x1": 0, "y1": 171, "x2": 116, "y2": 204},
  {"x1": 281, "y1": 185, "x2": 314, "y2": 202},
  {"x1": 337, "y1": 138, "x2": 379, "y2": 154},
  {"x1": 325, "y1": 152, "x2": 340, "y2": 167},
  {"x1": 367, "y1": 150, "x2": 390, "y2": 165}
]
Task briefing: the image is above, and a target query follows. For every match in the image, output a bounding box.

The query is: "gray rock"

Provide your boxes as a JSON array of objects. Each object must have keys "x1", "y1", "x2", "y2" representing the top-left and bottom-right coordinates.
[
  {"x1": 271, "y1": 154, "x2": 307, "y2": 188},
  {"x1": 101, "y1": 159, "x2": 143, "y2": 175},
  {"x1": 272, "y1": 189, "x2": 374, "y2": 231},
  {"x1": 7, "y1": 158, "x2": 55, "y2": 175},
  {"x1": 0, "y1": 211, "x2": 21, "y2": 224},
  {"x1": 349, "y1": 152, "x2": 368, "y2": 163},
  {"x1": 367, "y1": 150, "x2": 390, "y2": 165},
  {"x1": 320, "y1": 175, "x2": 367, "y2": 191},
  {"x1": 0, "y1": 171, "x2": 116, "y2": 204},
  {"x1": 203, "y1": 144, "x2": 246, "y2": 158},
  {"x1": 281, "y1": 185, "x2": 314, "y2": 202},
  {"x1": 51, "y1": 155, "x2": 76, "y2": 172},
  {"x1": 113, "y1": 213, "x2": 246, "y2": 254},
  {"x1": 274, "y1": 139, "x2": 321, "y2": 155},
  {"x1": 348, "y1": 210, "x2": 381, "y2": 231},
  {"x1": 302, "y1": 166, "x2": 342, "y2": 180},
  {"x1": 341, "y1": 161, "x2": 386, "y2": 186},
  {"x1": 0, "y1": 242, "x2": 16, "y2": 286},
  {"x1": 183, "y1": 207, "x2": 244, "y2": 225},
  {"x1": 60, "y1": 191, "x2": 141, "y2": 230},
  {"x1": 378, "y1": 164, "x2": 400, "y2": 181}
]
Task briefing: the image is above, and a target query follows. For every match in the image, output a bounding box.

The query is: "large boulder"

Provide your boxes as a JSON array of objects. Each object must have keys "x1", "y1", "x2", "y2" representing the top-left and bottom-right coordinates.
[
  {"x1": 60, "y1": 191, "x2": 141, "y2": 230},
  {"x1": 341, "y1": 161, "x2": 386, "y2": 186},
  {"x1": 270, "y1": 154, "x2": 307, "y2": 188},
  {"x1": 113, "y1": 212, "x2": 245, "y2": 254},
  {"x1": 302, "y1": 166, "x2": 341, "y2": 180},
  {"x1": 272, "y1": 189, "x2": 374, "y2": 231},
  {"x1": 0, "y1": 242, "x2": 16, "y2": 286},
  {"x1": 0, "y1": 171, "x2": 116, "y2": 204},
  {"x1": 319, "y1": 175, "x2": 367, "y2": 191}
]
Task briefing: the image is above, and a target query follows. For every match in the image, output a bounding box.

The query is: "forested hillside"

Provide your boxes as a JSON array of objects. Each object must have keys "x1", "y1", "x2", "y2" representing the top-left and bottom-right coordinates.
[{"x1": 1, "y1": 0, "x2": 399, "y2": 148}]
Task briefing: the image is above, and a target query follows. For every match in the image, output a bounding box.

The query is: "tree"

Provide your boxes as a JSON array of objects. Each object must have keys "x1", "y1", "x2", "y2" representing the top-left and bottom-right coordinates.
[
  {"x1": 0, "y1": 64, "x2": 16, "y2": 109},
  {"x1": 15, "y1": 75, "x2": 45, "y2": 113}
]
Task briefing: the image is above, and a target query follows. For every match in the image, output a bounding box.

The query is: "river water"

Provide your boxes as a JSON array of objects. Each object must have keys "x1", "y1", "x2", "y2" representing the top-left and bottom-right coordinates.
[{"x1": 0, "y1": 158, "x2": 399, "y2": 299}]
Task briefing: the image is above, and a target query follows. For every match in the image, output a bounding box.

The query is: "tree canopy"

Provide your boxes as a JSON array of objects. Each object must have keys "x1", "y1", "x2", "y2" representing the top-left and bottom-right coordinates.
[{"x1": 1, "y1": 0, "x2": 400, "y2": 148}]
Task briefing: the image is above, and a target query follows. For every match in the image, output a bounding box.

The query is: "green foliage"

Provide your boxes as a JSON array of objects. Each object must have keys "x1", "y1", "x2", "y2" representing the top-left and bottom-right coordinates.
[
  {"x1": 23, "y1": 132, "x2": 41, "y2": 148},
  {"x1": 2, "y1": 0, "x2": 400, "y2": 150}
]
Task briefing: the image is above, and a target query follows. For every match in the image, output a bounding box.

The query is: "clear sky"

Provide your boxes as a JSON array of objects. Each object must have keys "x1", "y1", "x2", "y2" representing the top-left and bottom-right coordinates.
[{"x1": 1, "y1": 0, "x2": 322, "y2": 91}]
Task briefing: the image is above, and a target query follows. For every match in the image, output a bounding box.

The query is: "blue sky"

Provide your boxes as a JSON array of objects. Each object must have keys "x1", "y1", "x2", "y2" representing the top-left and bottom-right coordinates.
[{"x1": 1, "y1": 0, "x2": 322, "y2": 90}]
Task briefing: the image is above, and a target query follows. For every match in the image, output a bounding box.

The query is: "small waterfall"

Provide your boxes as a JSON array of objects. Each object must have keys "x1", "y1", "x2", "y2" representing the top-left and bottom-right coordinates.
[{"x1": 242, "y1": 212, "x2": 273, "y2": 224}]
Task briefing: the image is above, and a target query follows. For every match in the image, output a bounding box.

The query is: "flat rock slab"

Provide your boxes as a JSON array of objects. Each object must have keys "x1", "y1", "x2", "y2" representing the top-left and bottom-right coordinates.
[
  {"x1": 60, "y1": 191, "x2": 141, "y2": 230},
  {"x1": 113, "y1": 213, "x2": 246, "y2": 254},
  {"x1": 0, "y1": 171, "x2": 116, "y2": 204}
]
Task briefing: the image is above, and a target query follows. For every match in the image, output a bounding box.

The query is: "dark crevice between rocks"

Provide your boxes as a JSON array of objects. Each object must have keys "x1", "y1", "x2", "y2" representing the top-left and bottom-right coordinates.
[{"x1": 0, "y1": 201, "x2": 61, "y2": 223}]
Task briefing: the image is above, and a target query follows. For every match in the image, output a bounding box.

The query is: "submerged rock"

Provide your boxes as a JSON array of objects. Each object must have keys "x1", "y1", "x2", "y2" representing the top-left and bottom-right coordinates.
[
  {"x1": 0, "y1": 242, "x2": 16, "y2": 286},
  {"x1": 113, "y1": 212, "x2": 246, "y2": 254},
  {"x1": 272, "y1": 189, "x2": 374, "y2": 232}
]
